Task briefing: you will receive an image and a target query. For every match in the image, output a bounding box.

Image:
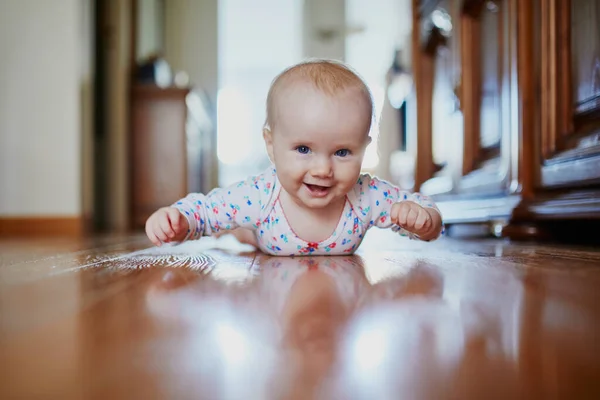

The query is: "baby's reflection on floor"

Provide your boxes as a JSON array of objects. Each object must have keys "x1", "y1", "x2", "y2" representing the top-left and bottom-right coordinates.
[
  {"x1": 142, "y1": 248, "x2": 447, "y2": 399},
  {"x1": 254, "y1": 255, "x2": 445, "y2": 398}
]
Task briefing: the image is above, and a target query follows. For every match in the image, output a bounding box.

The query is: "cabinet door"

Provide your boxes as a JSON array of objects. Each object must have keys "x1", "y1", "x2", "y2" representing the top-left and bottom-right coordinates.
[
  {"x1": 458, "y1": 0, "x2": 517, "y2": 194},
  {"x1": 413, "y1": 0, "x2": 456, "y2": 192},
  {"x1": 539, "y1": 0, "x2": 600, "y2": 188},
  {"x1": 429, "y1": 0, "x2": 463, "y2": 195}
]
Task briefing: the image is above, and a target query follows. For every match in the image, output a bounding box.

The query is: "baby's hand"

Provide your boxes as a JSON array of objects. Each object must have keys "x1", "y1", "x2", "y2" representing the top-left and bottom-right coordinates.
[
  {"x1": 391, "y1": 201, "x2": 442, "y2": 240},
  {"x1": 145, "y1": 207, "x2": 189, "y2": 246}
]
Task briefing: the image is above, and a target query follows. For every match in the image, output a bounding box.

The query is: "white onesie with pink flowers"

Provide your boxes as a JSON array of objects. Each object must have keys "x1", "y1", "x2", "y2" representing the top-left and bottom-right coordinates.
[{"x1": 173, "y1": 166, "x2": 443, "y2": 256}]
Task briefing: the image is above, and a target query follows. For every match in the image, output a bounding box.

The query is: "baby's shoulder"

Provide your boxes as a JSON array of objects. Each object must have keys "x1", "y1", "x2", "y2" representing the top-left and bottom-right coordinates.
[
  {"x1": 230, "y1": 165, "x2": 277, "y2": 191},
  {"x1": 347, "y1": 172, "x2": 376, "y2": 211},
  {"x1": 354, "y1": 173, "x2": 401, "y2": 193},
  {"x1": 243, "y1": 165, "x2": 279, "y2": 211},
  {"x1": 350, "y1": 172, "x2": 380, "y2": 196},
  {"x1": 348, "y1": 173, "x2": 400, "y2": 207}
]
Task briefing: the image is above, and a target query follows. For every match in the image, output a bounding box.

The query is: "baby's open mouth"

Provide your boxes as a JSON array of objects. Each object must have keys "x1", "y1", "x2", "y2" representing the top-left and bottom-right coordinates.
[{"x1": 304, "y1": 183, "x2": 330, "y2": 197}]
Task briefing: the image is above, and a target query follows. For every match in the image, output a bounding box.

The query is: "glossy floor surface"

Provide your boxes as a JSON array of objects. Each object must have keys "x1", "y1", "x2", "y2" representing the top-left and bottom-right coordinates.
[{"x1": 1, "y1": 229, "x2": 600, "y2": 399}]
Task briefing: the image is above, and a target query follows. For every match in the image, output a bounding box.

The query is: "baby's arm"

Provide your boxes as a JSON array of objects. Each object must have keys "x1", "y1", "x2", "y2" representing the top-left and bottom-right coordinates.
[
  {"x1": 145, "y1": 172, "x2": 270, "y2": 246},
  {"x1": 362, "y1": 176, "x2": 444, "y2": 241},
  {"x1": 172, "y1": 174, "x2": 268, "y2": 241}
]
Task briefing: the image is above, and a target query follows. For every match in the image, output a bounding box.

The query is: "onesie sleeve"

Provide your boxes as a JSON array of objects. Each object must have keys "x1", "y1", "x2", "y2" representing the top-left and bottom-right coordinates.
[
  {"x1": 171, "y1": 169, "x2": 276, "y2": 241},
  {"x1": 352, "y1": 174, "x2": 444, "y2": 240}
]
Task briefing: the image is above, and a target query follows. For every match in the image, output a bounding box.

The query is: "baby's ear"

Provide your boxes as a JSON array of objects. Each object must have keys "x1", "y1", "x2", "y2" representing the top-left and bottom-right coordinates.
[{"x1": 263, "y1": 128, "x2": 275, "y2": 161}]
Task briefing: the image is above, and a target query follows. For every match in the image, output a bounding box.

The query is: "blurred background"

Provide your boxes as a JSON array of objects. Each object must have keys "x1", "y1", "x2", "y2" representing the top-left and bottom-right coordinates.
[
  {"x1": 0, "y1": 0, "x2": 417, "y2": 234},
  {"x1": 4, "y1": 0, "x2": 597, "y2": 239}
]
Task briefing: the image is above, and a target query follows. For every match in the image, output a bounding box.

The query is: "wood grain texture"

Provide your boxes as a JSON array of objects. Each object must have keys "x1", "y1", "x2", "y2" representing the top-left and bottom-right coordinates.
[
  {"x1": 539, "y1": 0, "x2": 572, "y2": 158},
  {"x1": 517, "y1": 0, "x2": 536, "y2": 198},
  {"x1": 1, "y1": 230, "x2": 600, "y2": 398}
]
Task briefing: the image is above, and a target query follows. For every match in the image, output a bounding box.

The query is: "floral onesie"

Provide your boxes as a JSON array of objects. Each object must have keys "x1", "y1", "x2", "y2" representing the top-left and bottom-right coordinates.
[{"x1": 173, "y1": 166, "x2": 443, "y2": 256}]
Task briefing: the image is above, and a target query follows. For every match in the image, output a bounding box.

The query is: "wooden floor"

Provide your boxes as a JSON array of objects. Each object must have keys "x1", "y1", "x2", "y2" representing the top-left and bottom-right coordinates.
[{"x1": 1, "y1": 229, "x2": 600, "y2": 399}]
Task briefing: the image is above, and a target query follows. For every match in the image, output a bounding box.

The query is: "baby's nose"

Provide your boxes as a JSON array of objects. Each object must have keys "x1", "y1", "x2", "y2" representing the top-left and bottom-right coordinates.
[{"x1": 311, "y1": 157, "x2": 333, "y2": 178}]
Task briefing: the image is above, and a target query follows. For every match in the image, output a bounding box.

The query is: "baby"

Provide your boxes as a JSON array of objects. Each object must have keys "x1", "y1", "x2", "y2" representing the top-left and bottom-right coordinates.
[{"x1": 145, "y1": 59, "x2": 444, "y2": 255}]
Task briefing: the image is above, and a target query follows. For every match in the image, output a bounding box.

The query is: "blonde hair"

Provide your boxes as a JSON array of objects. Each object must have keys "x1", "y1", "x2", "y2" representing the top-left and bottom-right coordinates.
[{"x1": 264, "y1": 59, "x2": 374, "y2": 131}]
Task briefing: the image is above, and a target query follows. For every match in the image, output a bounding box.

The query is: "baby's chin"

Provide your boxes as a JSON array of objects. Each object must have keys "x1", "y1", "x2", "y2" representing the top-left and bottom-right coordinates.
[{"x1": 298, "y1": 194, "x2": 346, "y2": 210}]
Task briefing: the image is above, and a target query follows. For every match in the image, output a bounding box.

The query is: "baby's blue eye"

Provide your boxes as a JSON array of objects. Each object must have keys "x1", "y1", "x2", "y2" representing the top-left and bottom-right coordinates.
[
  {"x1": 335, "y1": 149, "x2": 350, "y2": 157},
  {"x1": 296, "y1": 146, "x2": 310, "y2": 154}
]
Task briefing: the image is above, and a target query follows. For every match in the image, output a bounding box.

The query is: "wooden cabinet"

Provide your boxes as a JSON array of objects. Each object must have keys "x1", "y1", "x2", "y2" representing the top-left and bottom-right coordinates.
[
  {"x1": 411, "y1": 0, "x2": 600, "y2": 239},
  {"x1": 536, "y1": 0, "x2": 600, "y2": 190},
  {"x1": 130, "y1": 85, "x2": 190, "y2": 230},
  {"x1": 130, "y1": 84, "x2": 215, "y2": 230}
]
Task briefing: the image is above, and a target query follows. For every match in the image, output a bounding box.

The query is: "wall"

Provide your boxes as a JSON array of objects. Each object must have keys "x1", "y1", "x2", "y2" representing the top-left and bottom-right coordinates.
[
  {"x1": 164, "y1": 0, "x2": 218, "y2": 107},
  {"x1": 216, "y1": 0, "x2": 302, "y2": 185},
  {"x1": 164, "y1": 0, "x2": 219, "y2": 189},
  {"x1": 81, "y1": 0, "x2": 95, "y2": 225},
  {"x1": 303, "y1": 0, "x2": 346, "y2": 60},
  {"x1": 136, "y1": 0, "x2": 164, "y2": 62},
  {"x1": 0, "y1": 0, "x2": 82, "y2": 217}
]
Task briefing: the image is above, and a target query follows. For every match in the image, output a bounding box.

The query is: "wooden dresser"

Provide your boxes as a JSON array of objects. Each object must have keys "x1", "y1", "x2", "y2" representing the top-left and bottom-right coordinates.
[
  {"x1": 130, "y1": 84, "x2": 215, "y2": 230},
  {"x1": 410, "y1": 0, "x2": 600, "y2": 240}
]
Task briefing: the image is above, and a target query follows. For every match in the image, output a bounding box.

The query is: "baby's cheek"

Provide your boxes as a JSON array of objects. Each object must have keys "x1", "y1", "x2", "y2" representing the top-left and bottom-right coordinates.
[
  {"x1": 277, "y1": 162, "x2": 304, "y2": 188},
  {"x1": 338, "y1": 163, "x2": 362, "y2": 185}
]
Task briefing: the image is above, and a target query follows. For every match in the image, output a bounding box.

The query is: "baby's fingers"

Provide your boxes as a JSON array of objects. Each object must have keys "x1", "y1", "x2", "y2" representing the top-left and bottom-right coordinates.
[
  {"x1": 394, "y1": 203, "x2": 409, "y2": 226},
  {"x1": 405, "y1": 207, "x2": 418, "y2": 227},
  {"x1": 158, "y1": 215, "x2": 176, "y2": 240},
  {"x1": 414, "y1": 209, "x2": 431, "y2": 231},
  {"x1": 153, "y1": 225, "x2": 169, "y2": 243},
  {"x1": 167, "y1": 207, "x2": 184, "y2": 233},
  {"x1": 145, "y1": 220, "x2": 162, "y2": 246}
]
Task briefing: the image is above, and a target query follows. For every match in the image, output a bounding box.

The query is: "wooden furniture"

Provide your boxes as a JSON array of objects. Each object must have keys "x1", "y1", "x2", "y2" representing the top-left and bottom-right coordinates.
[
  {"x1": 130, "y1": 83, "x2": 215, "y2": 230},
  {"x1": 411, "y1": 0, "x2": 600, "y2": 239},
  {"x1": 130, "y1": 85, "x2": 190, "y2": 230}
]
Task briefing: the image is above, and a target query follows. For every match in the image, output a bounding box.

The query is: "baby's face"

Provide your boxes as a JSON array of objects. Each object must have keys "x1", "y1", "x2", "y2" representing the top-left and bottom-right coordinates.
[{"x1": 265, "y1": 84, "x2": 371, "y2": 211}]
